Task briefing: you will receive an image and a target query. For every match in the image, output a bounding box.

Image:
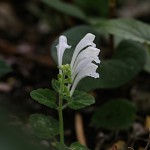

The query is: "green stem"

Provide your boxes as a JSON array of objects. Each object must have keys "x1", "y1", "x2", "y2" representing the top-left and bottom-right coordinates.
[
  {"x1": 58, "y1": 72, "x2": 65, "y2": 144},
  {"x1": 58, "y1": 95, "x2": 64, "y2": 144}
]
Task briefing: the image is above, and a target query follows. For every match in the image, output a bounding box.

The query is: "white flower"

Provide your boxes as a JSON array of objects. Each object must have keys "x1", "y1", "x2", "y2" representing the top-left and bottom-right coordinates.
[
  {"x1": 70, "y1": 63, "x2": 99, "y2": 96},
  {"x1": 56, "y1": 33, "x2": 100, "y2": 96},
  {"x1": 56, "y1": 36, "x2": 71, "y2": 73},
  {"x1": 71, "y1": 46, "x2": 100, "y2": 81}
]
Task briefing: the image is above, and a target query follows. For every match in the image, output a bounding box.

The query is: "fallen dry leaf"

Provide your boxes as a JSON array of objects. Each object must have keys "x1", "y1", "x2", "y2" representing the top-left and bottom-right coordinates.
[
  {"x1": 145, "y1": 116, "x2": 150, "y2": 130},
  {"x1": 108, "y1": 140, "x2": 126, "y2": 150}
]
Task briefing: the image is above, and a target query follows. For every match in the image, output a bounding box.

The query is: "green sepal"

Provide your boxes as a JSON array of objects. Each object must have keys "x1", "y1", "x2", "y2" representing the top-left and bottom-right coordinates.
[
  {"x1": 63, "y1": 86, "x2": 70, "y2": 97},
  {"x1": 68, "y1": 90, "x2": 95, "y2": 110},
  {"x1": 30, "y1": 88, "x2": 57, "y2": 109},
  {"x1": 29, "y1": 114, "x2": 59, "y2": 139},
  {"x1": 62, "y1": 95, "x2": 72, "y2": 103},
  {"x1": 52, "y1": 79, "x2": 70, "y2": 98},
  {"x1": 52, "y1": 79, "x2": 61, "y2": 93}
]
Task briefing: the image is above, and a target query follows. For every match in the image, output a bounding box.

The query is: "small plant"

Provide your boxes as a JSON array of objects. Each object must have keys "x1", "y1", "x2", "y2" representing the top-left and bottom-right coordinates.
[{"x1": 30, "y1": 33, "x2": 100, "y2": 150}]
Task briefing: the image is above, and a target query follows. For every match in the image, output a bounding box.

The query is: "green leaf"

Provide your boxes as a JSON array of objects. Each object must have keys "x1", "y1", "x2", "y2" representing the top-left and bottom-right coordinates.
[
  {"x1": 95, "y1": 18, "x2": 150, "y2": 44},
  {"x1": 74, "y1": 0, "x2": 109, "y2": 17},
  {"x1": 68, "y1": 90, "x2": 95, "y2": 110},
  {"x1": 56, "y1": 143, "x2": 69, "y2": 150},
  {"x1": 0, "y1": 124, "x2": 50, "y2": 150},
  {"x1": 42, "y1": 0, "x2": 86, "y2": 21},
  {"x1": 70, "y1": 142, "x2": 90, "y2": 150},
  {"x1": 144, "y1": 47, "x2": 150, "y2": 73},
  {"x1": 29, "y1": 114, "x2": 59, "y2": 139},
  {"x1": 30, "y1": 88, "x2": 57, "y2": 109},
  {"x1": 94, "y1": 18, "x2": 150, "y2": 74},
  {"x1": 0, "y1": 58, "x2": 12, "y2": 77},
  {"x1": 91, "y1": 99, "x2": 136, "y2": 130}
]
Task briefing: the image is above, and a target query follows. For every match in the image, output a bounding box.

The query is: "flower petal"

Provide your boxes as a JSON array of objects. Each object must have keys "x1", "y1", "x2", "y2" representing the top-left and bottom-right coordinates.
[
  {"x1": 71, "y1": 46, "x2": 100, "y2": 78},
  {"x1": 56, "y1": 35, "x2": 71, "y2": 66},
  {"x1": 70, "y1": 63, "x2": 99, "y2": 96},
  {"x1": 70, "y1": 33, "x2": 96, "y2": 68},
  {"x1": 72, "y1": 59, "x2": 93, "y2": 80}
]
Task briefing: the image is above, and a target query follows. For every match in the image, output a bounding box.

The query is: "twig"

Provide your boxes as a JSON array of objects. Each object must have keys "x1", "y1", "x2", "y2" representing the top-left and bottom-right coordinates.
[
  {"x1": 0, "y1": 40, "x2": 55, "y2": 67},
  {"x1": 128, "y1": 129, "x2": 150, "y2": 150},
  {"x1": 128, "y1": 147, "x2": 134, "y2": 150},
  {"x1": 144, "y1": 129, "x2": 150, "y2": 150},
  {"x1": 75, "y1": 113, "x2": 87, "y2": 146},
  {"x1": 112, "y1": 145, "x2": 118, "y2": 150}
]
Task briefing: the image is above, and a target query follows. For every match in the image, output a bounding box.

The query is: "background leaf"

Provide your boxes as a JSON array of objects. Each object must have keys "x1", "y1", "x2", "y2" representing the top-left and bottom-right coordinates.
[
  {"x1": 74, "y1": 0, "x2": 109, "y2": 17},
  {"x1": 68, "y1": 90, "x2": 95, "y2": 110},
  {"x1": 70, "y1": 142, "x2": 90, "y2": 150},
  {"x1": 30, "y1": 88, "x2": 57, "y2": 109},
  {"x1": 144, "y1": 47, "x2": 150, "y2": 73},
  {"x1": 95, "y1": 18, "x2": 150, "y2": 44},
  {"x1": 0, "y1": 126, "x2": 50, "y2": 150},
  {"x1": 0, "y1": 58, "x2": 12, "y2": 77},
  {"x1": 42, "y1": 0, "x2": 86, "y2": 21},
  {"x1": 56, "y1": 143, "x2": 69, "y2": 150},
  {"x1": 29, "y1": 114, "x2": 59, "y2": 139},
  {"x1": 91, "y1": 99, "x2": 136, "y2": 130}
]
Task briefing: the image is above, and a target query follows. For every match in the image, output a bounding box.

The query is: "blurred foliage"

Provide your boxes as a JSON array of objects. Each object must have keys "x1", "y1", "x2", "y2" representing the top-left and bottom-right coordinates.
[
  {"x1": 55, "y1": 142, "x2": 89, "y2": 150},
  {"x1": 94, "y1": 18, "x2": 150, "y2": 44},
  {"x1": 29, "y1": 114, "x2": 59, "y2": 139},
  {"x1": 92, "y1": 99, "x2": 136, "y2": 130},
  {"x1": 0, "y1": 58, "x2": 11, "y2": 77},
  {"x1": 42, "y1": 0, "x2": 87, "y2": 21},
  {"x1": 74, "y1": 0, "x2": 109, "y2": 17},
  {"x1": 92, "y1": 18, "x2": 150, "y2": 72},
  {"x1": 144, "y1": 47, "x2": 150, "y2": 73},
  {"x1": 0, "y1": 105, "x2": 51, "y2": 150}
]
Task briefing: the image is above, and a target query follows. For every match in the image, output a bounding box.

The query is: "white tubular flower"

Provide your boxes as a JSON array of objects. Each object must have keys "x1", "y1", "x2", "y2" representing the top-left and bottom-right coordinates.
[
  {"x1": 71, "y1": 46, "x2": 100, "y2": 80},
  {"x1": 70, "y1": 63, "x2": 99, "y2": 96},
  {"x1": 70, "y1": 33, "x2": 96, "y2": 68},
  {"x1": 56, "y1": 35, "x2": 71, "y2": 68},
  {"x1": 70, "y1": 33, "x2": 100, "y2": 96},
  {"x1": 56, "y1": 33, "x2": 100, "y2": 96}
]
